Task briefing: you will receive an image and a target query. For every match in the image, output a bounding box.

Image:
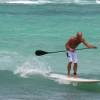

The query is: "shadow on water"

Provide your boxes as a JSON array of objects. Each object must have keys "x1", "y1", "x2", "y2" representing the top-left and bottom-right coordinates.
[{"x1": 75, "y1": 83, "x2": 100, "y2": 92}]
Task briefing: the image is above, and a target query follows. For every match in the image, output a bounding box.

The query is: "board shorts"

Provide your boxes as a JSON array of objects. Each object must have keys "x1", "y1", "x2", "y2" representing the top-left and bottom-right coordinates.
[{"x1": 66, "y1": 51, "x2": 78, "y2": 63}]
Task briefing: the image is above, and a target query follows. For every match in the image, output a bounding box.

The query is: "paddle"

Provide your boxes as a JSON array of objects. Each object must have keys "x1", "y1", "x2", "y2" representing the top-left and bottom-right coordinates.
[{"x1": 35, "y1": 48, "x2": 96, "y2": 56}]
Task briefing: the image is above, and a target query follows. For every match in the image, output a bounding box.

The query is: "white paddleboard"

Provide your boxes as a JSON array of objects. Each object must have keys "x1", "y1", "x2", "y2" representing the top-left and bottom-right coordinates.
[{"x1": 49, "y1": 73, "x2": 100, "y2": 83}]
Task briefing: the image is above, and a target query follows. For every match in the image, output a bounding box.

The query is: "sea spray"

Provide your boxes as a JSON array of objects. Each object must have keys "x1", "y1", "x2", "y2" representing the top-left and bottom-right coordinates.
[{"x1": 14, "y1": 57, "x2": 52, "y2": 78}]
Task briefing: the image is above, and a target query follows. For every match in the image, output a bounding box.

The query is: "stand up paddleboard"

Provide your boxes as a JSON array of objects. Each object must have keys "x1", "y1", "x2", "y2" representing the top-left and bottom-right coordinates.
[{"x1": 49, "y1": 73, "x2": 100, "y2": 84}]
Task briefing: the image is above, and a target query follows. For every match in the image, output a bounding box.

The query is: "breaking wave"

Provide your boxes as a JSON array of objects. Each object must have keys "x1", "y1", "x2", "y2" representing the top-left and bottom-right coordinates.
[
  {"x1": 0, "y1": 0, "x2": 99, "y2": 5},
  {"x1": 14, "y1": 57, "x2": 52, "y2": 78}
]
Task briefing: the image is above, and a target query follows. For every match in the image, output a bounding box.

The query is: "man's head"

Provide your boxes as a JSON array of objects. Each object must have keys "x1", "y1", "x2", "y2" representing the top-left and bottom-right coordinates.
[{"x1": 76, "y1": 32, "x2": 83, "y2": 41}]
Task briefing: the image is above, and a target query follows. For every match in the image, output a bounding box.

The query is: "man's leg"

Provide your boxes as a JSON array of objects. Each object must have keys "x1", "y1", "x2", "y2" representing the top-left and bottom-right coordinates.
[
  {"x1": 67, "y1": 62, "x2": 72, "y2": 77},
  {"x1": 72, "y1": 51, "x2": 78, "y2": 78},
  {"x1": 73, "y1": 63, "x2": 77, "y2": 78}
]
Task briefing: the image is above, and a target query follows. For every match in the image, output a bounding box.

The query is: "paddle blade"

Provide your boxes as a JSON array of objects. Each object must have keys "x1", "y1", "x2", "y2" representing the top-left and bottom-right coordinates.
[{"x1": 35, "y1": 50, "x2": 48, "y2": 56}]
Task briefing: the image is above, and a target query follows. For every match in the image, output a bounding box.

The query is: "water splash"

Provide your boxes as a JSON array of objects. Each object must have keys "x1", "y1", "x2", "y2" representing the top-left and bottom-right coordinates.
[{"x1": 14, "y1": 57, "x2": 52, "y2": 78}]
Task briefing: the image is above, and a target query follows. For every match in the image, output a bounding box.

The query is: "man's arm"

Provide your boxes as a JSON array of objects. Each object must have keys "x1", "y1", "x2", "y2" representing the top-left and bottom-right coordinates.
[{"x1": 82, "y1": 39, "x2": 97, "y2": 48}]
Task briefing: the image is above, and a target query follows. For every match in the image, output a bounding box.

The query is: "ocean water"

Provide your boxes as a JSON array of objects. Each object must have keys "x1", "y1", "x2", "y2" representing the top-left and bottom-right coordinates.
[{"x1": 0, "y1": 0, "x2": 100, "y2": 100}]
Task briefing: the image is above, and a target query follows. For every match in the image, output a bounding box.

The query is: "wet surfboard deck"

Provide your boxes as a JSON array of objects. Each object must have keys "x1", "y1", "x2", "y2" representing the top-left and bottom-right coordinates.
[{"x1": 49, "y1": 73, "x2": 100, "y2": 83}]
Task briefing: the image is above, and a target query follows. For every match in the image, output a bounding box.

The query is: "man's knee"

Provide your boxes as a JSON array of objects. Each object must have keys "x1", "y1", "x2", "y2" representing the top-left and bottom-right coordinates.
[
  {"x1": 74, "y1": 63, "x2": 77, "y2": 65},
  {"x1": 68, "y1": 62, "x2": 72, "y2": 65}
]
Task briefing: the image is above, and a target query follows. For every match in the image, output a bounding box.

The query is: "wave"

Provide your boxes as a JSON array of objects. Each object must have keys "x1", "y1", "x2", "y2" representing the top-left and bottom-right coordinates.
[
  {"x1": 96, "y1": 0, "x2": 100, "y2": 4},
  {"x1": 0, "y1": 51, "x2": 52, "y2": 77},
  {"x1": 0, "y1": 0, "x2": 98, "y2": 5},
  {"x1": 0, "y1": 51, "x2": 24, "y2": 70},
  {"x1": 14, "y1": 57, "x2": 52, "y2": 78},
  {"x1": 0, "y1": 51, "x2": 69, "y2": 85},
  {"x1": 6, "y1": 0, "x2": 52, "y2": 4},
  {"x1": 0, "y1": 51, "x2": 100, "y2": 89}
]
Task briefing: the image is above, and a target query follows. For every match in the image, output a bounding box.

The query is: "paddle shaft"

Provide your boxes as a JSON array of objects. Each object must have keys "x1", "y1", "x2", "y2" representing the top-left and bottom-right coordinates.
[
  {"x1": 47, "y1": 48, "x2": 93, "y2": 54},
  {"x1": 35, "y1": 48, "x2": 96, "y2": 56}
]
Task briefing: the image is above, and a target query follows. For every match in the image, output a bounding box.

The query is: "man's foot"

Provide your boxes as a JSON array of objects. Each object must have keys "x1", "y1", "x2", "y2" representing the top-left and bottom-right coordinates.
[
  {"x1": 74, "y1": 75, "x2": 77, "y2": 78},
  {"x1": 67, "y1": 74, "x2": 70, "y2": 78}
]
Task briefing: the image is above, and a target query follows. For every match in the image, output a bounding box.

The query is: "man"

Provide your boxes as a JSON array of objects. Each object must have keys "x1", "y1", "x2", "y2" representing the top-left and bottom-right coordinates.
[{"x1": 65, "y1": 32, "x2": 97, "y2": 78}]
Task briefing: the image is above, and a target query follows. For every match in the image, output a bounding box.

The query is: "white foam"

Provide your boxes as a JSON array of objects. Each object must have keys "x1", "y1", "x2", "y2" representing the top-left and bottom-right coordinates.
[
  {"x1": 2, "y1": 0, "x2": 97, "y2": 5},
  {"x1": 6, "y1": 0, "x2": 52, "y2": 4},
  {"x1": 48, "y1": 73, "x2": 71, "y2": 85},
  {"x1": 72, "y1": 0, "x2": 96, "y2": 5},
  {"x1": 14, "y1": 57, "x2": 52, "y2": 78},
  {"x1": 96, "y1": 0, "x2": 100, "y2": 4}
]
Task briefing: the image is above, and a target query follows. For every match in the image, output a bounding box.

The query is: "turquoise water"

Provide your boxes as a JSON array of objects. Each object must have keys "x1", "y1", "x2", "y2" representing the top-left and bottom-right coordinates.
[{"x1": 0, "y1": 2, "x2": 100, "y2": 100}]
